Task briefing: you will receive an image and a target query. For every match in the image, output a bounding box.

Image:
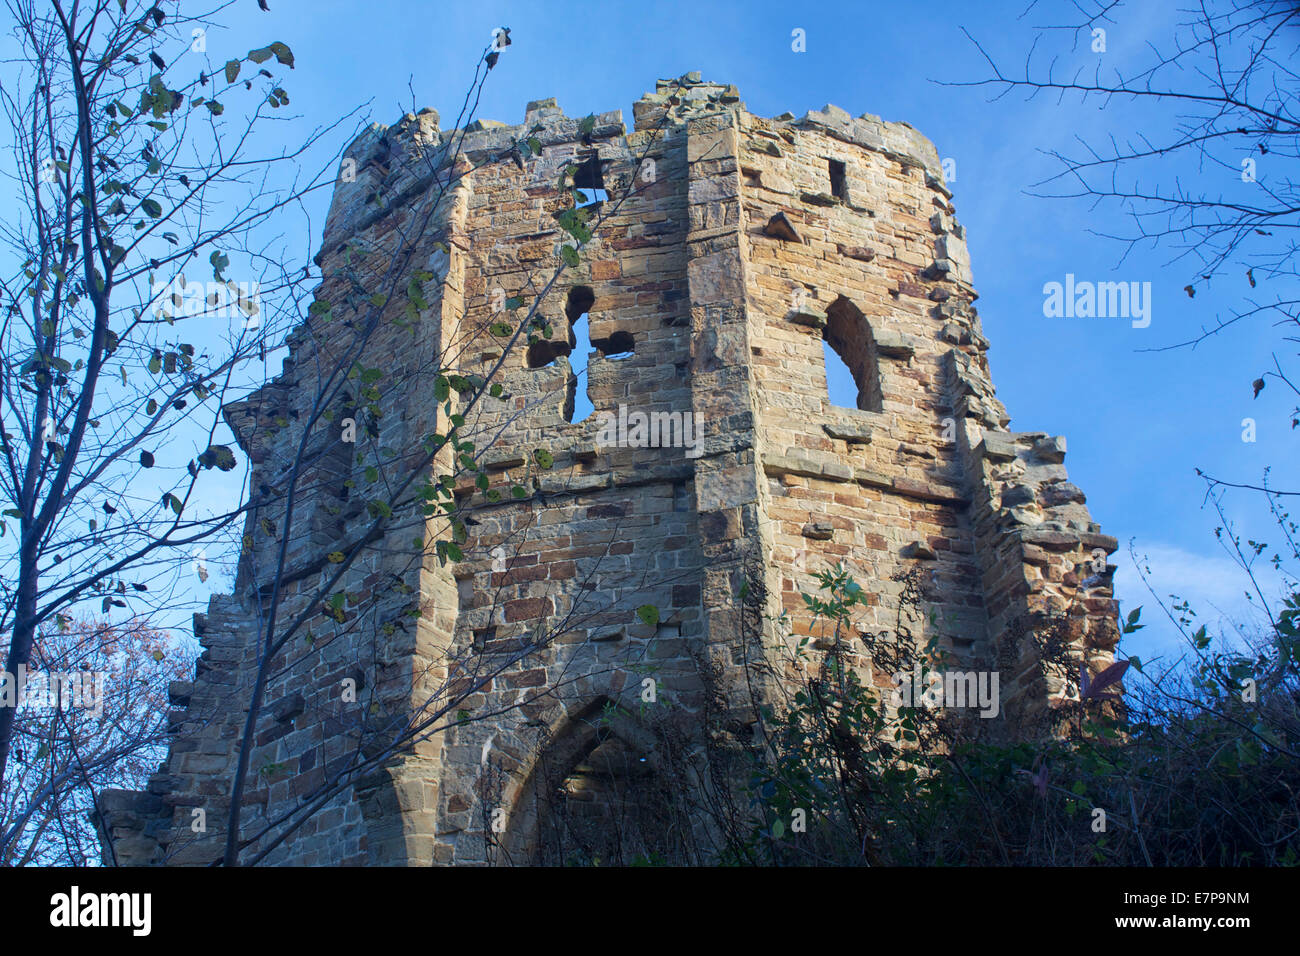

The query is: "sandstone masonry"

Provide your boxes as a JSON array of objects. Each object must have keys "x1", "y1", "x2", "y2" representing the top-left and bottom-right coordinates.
[{"x1": 98, "y1": 74, "x2": 1121, "y2": 866}]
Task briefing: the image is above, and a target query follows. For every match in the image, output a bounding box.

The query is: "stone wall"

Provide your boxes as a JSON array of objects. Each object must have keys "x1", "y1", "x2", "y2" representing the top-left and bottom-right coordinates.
[{"x1": 98, "y1": 73, "x2": 1119, "y2": 867}]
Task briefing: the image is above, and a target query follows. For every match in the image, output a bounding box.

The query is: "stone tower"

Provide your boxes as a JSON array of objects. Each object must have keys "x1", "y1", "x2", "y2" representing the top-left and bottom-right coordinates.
[{"x1": 99, "y1": 74, "x2": 1121, "y2": 866}]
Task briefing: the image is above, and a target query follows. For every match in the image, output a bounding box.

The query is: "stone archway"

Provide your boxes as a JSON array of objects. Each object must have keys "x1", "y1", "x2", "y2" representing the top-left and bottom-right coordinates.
[{"x1": 497, "y1": 697, "x2": 693, "y2": 866}]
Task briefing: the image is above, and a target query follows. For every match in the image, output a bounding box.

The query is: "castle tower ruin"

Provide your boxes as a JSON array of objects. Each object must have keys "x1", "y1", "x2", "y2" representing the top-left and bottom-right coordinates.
[{"x1": 99, "y1": 74, "x2": 1121, "y2": 866}]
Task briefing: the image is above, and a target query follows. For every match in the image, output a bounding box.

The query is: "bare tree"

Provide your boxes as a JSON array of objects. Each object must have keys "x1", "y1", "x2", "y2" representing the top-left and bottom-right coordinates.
[
  {"x1": 0, "y1": 0, "x2": 350, "y2": 811},
  {"x1": 0, "y1": 616, "x2": 188, "y2": 865},
  {"x1": 955, "y1": 0, "x2": 1298, "y2": 444}
]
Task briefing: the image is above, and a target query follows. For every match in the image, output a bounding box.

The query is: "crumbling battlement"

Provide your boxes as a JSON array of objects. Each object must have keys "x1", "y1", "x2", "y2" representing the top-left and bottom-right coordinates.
[{"x1": 99, "y1": 73, "x2": 1120, "y2": 867}]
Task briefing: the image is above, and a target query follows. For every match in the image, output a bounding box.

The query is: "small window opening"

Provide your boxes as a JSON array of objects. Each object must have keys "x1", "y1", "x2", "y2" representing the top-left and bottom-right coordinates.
[
  {"x1": 828, "y1": 158, "x2": 848, "y2": 202},
  {"x1": 565, "y1": 287, "x2": 596, "y2": 424},
  {"x1": 527, "y1": 338, "x2": 570, "y2": 369},
  {"x1": 823, "y1": 296, "x2": 881, "y2": 412},
  {"x1": 573, "y1": 153, "x2": 608, "y2": 208},
  {"x1": 592, "y1": 330, "x2": 634, "y2": 359}
]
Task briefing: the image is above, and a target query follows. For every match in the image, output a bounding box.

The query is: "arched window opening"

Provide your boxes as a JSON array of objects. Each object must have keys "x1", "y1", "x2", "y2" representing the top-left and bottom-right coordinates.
[{"x1": 823, "y1": 296, "x2": 882, "y2": 412}]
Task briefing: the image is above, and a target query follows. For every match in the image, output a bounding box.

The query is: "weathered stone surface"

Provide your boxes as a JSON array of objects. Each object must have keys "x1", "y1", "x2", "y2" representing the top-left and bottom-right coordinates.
[
  {"x1": 271, "y1": 693, "x2": 305, "y2": 723},
  {"x1": 1033, "y1": 436, "x2": 1067, "y2": 463},
  {"x1": 787, "y1": 304, "x2": 827, "y2": 328},
  {"x1": 822, "y1": 421, "x2": 874, "y2": 444},
  {"x1": 837, "y1": 244, "x2": 876, "y2": 262},
  {"x1": 102, "y1": 73, "x2": 1119, "y2": 870},
  {"x1": 873, "y1": 329, "x2": 915, "y2": 358},
  {"x1": 801, "y1": 191, "x2": 837, "y2": 207},
  {"x1": 981, "y1": 433, "x2": 1020, "y2": 462},
  {"x1": 1041, "y1": 481, "x2": 1086, "y2": 506},
  {"x1": 1020, "y1": 527, "x2": 1080, "y2": 551},
  {"x1": 902, "y1": 540, "x2": 938, "y2": 560},
  {"x1": 1001, "y1": 484, "x2": 1036, "y2": 507},
  {"x1": 763, "y1": 211, "x2": 801, "y2": 242}
]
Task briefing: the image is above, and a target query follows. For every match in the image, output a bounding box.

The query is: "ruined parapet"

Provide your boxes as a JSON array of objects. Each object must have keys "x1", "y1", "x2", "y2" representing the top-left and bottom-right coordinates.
[{"x1": 104, "y1": 74, "x2": 1120, "y2": 867}]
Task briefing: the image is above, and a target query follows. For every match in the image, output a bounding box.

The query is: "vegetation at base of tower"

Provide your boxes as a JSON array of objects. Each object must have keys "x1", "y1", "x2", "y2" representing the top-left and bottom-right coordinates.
[
  {"x1": 532, "y1": 550, "x2": 1297, "y2": 867},
  {"x1": 724, "y1": 560, "x2": 1298, "y2": 867}
]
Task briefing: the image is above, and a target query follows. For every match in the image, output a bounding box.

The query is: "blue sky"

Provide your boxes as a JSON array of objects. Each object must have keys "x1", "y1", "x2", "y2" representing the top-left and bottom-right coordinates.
[{"x1": 7, "y1": 0, "x2": 1296, "y2": 667}]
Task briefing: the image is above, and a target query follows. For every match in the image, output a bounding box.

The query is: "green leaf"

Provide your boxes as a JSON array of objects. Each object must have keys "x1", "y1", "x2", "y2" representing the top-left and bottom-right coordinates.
[
  {"x1": 560, "y1": 244, "x2": 580, "y2": 268},
  {"x1": 210, "y1": 250, "x2": 229, "y2": 281},
  {"x1": 636, "y1": 605, "x2": 660, "y2": 628},
  {"x1": 140, "y1": 198, "x2": 163, "y2": 218},
  {"x1": 771, "y1": 819, "x2": 785, "y2": 839},
  {"x1": 224, "y1": 59, "x2": 241, "y2": 84},
  {"x1": 247, "y1": 46, "x2": 273, "y2": 64},
  {"x1": 268, "y1": 41, "x2": 294, "y2": 68},
  {"x1": 533, "y1": 448, "x2": 554, "y2": 469},
  {"x1": 198, "y1": 445, "x2": 237, "y2": 471}
]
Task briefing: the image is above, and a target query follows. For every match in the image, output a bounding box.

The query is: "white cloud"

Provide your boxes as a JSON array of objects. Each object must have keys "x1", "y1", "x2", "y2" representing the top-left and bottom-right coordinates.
[{"x1": 1111, "y1": 542, "x2": 1287, "y2": 667}]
